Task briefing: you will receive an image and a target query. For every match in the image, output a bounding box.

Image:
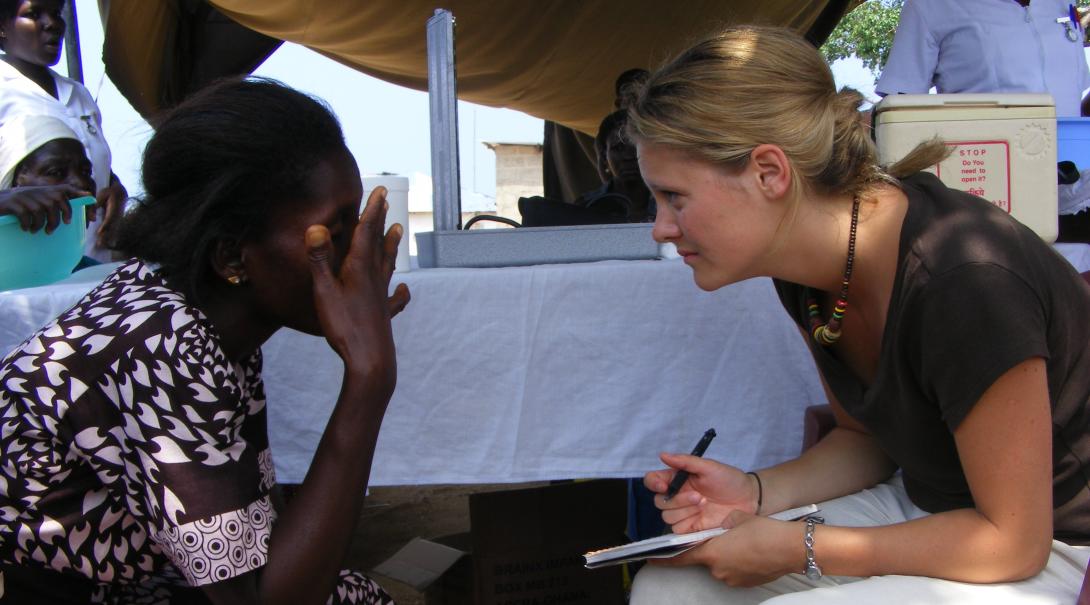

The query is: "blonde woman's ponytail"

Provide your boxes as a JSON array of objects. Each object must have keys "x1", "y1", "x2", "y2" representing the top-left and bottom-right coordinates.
[
  {"x1": 816, "y1": 88, "x2": 893, "y2": 197},
  {"x1": 884, "y1": 138, "x2": 951, "y2": 179}
]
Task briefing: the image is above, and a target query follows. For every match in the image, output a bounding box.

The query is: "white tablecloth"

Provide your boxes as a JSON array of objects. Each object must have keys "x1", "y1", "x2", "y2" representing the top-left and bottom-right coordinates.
[
  {"x1": 5, "y1": 247, "x2": 1088, "y2": 485},
  {"x1": 264, "y1": 260, "x2": 824, "y2": 485}
]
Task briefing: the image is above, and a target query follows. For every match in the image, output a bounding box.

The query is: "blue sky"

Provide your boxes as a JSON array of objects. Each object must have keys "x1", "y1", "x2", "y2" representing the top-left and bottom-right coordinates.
[{"x1": 66, "y1": 0, "x2": 880, "y2": 201}]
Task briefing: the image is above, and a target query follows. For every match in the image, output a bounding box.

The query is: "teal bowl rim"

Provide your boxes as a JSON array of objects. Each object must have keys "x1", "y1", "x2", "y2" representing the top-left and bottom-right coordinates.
[{"x1": 0, "y1": 195, "x2": 96, "y2": 227}]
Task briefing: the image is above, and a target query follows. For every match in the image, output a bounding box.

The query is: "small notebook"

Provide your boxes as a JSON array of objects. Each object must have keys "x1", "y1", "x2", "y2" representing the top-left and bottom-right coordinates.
[{"x1": 583, "y1": 503, "x2": 819, "y2": 569}]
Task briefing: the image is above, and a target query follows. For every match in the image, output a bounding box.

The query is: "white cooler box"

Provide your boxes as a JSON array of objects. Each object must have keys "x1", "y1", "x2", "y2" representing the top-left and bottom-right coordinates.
[{"x1": 874, "y1": 94, "x2": 1057, "y2": 242}]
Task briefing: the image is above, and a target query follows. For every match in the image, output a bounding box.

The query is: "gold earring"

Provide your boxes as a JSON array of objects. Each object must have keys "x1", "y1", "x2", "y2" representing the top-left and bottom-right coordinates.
[{"x1": 227, "y1": 275, "x2": 242, "y2": 285}]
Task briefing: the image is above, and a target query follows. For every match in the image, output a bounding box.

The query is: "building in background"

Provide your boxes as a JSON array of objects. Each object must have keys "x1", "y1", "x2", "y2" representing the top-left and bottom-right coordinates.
[
  {"x1": 484, "y1": 142, "x2": 544, "y2": 223},
  {"x1": 360, "y1": 142, "x2": 542, "y2": 260}
]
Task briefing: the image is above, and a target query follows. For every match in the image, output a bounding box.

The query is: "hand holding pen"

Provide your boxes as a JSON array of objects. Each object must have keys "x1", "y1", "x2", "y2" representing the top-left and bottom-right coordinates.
[
  {"x1": 664, "y1": 428, "x2": 717, "y2": 501},
  {"x1": 647, "y1": 429, "x2": 772, "y2": 534}
]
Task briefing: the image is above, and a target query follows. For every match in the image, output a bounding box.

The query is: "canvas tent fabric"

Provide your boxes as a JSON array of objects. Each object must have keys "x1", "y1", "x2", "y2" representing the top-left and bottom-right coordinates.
[{"x1": 98, "y1": 0, "x2": 859, "y2": 135}]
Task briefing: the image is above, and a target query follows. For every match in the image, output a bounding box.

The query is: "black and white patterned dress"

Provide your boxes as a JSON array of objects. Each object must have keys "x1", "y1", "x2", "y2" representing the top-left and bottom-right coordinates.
[{"x1": 0, "y1": 260, "x2": 393, "y2": 604}]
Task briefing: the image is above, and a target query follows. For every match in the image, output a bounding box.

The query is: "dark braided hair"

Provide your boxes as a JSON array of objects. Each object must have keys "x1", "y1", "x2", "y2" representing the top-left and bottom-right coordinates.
[{"x1": 114, "y1": 76, "x2": 348, "y2": 303}]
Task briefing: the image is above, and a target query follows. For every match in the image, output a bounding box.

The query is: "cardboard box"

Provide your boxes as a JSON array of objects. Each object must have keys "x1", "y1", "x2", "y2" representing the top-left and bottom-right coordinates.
[{"x1": 374, "y1": 480, "x2": 628, "y2": 605}]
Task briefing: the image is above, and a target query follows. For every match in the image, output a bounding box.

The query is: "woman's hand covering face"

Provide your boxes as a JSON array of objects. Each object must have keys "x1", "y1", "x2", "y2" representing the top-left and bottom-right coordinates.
[{"x1": 304, "y1": 186, "x2": 410, "y2": 392}]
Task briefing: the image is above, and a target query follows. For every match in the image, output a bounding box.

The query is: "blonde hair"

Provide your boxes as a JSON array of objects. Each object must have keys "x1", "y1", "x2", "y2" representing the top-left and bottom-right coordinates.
[{"x1": 627, "y1": 26, "x2": 945, "y2": 200}]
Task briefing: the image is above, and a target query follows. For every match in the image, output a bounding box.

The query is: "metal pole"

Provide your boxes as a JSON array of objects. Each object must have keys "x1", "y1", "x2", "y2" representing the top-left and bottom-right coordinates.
[
  {"x1": 62, "y1": 0, "x2": 84, "y2": 84},
  {"x1": 427, "y1": 9, "x2": 462, "y2": 231}
]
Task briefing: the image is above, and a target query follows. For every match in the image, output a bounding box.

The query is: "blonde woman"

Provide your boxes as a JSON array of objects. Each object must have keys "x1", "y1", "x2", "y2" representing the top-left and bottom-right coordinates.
[{"x1": 628, "y1": 26, "x2": 1090, "y2": 604}]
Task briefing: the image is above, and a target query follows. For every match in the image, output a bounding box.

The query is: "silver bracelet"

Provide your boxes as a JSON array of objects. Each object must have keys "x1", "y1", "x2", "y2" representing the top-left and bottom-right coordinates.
[{"x1": 803, "y1": 516, "x2": 825, "y2": 580}]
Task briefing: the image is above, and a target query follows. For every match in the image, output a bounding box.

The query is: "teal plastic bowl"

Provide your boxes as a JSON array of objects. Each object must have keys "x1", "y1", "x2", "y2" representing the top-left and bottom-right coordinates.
[{"x1": 0, "y1": 195, "x2": 96, "y2": 291}]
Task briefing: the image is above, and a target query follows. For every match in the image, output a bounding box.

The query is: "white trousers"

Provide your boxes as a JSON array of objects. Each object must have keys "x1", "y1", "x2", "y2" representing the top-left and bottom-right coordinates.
[{"x1": 630, "y1": 477, "x2": 1090, "y2": 605}]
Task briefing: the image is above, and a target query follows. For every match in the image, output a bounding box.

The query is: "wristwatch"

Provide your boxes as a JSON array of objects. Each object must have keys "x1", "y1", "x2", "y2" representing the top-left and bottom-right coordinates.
[{"x1": 803, "y1": 516, "x2": 825, "y2": 580}]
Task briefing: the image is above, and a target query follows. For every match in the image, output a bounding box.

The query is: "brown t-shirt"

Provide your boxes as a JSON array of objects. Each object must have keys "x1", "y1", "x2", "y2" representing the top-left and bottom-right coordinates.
[{"x1": 775, "y1": 172, "x2": 1090, "y2": 545}]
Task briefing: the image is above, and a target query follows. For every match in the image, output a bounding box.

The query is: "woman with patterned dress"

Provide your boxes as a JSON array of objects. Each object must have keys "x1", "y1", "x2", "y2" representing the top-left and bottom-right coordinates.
[{"x1": 0, "y1": 77, "x2": 410, "y2": 604}]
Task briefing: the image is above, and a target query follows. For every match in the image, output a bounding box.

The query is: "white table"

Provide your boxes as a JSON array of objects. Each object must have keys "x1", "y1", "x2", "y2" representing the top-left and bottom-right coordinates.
[
  {"x1": 262, "y1": 260, "x2": 824, "y2": 485},
  {"x1": 6, "y1": 248, "x2": 1086, "y2": 485}
]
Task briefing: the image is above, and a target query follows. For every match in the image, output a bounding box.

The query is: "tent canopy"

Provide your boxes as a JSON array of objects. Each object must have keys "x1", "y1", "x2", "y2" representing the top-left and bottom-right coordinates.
[{"x1": 99, "y1": 0, "x2": 860, "y2": 135}]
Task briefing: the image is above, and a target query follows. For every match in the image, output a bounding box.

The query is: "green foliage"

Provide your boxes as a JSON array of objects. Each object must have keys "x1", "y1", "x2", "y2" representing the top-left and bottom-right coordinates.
[{"x1": 820, "y1": 0, "x2": 904, "y2": 73}]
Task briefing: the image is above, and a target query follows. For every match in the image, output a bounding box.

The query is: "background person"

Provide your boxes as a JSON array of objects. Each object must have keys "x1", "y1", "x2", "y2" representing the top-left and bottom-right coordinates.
[
  {"x1": 595, "y1": 68, "x2": 650, "y2": 183},
  {"x1": 626, "y1": 25, "x2": 1090, "y2": 604},
  {"x1": 0, "y1": 0, "x2": 126, "y2": 259},
  {"x1": 0, "y1": 112, "x2": 92, "y2": 235},
  {"x1": 0, "y1": 77, "x2": 409, "y2": 604},
  {"x1": 875, "y1": 0, "x2": 1090, "y2": 117},
  {"x1": 877, "y1": 0, "x2": 1090, "y2": 243},
  {"x1": 572, "y1": 110, "x2": 653, "y2": 222}
]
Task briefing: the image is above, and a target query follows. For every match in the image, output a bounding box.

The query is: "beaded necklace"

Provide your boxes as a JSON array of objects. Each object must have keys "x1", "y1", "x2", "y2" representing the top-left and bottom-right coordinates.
[{"x1": 806, "y1": 196, "x2": 860, "y2": 346}]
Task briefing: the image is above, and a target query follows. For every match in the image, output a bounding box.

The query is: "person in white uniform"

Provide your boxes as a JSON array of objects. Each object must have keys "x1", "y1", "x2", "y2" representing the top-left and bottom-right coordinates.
[
  {"x1": 0, "y1": 113, "x2": 93, "y2": 235},
  {"x1": 0, "y1": 0, "x2": 125, "y2": 261},
  {"x1": 876, "y1": 0, "x2": 1090, "y2": 117}
]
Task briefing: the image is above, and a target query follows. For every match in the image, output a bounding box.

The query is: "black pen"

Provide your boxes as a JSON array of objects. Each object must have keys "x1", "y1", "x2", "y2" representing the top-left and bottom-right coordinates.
[{"x1": 663, "y1": 428, "x2": 716, "y2": 501}]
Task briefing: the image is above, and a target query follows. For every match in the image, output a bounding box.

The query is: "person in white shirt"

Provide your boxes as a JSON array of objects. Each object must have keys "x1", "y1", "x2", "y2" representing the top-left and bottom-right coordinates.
[
  {"x1": 0, "y1": 112, "x2": 93, "y2": 235},
  {"x1": 0, "y1": 0, "x2": 126, "y2": 261},
  {"x1": 876, "y1": 0, "x2": 1090, "y2": 117}
]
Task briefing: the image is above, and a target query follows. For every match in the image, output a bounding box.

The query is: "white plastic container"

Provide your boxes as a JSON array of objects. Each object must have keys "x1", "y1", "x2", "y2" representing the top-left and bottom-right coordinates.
[
  {"x1": 363, "y1": 174, "x2": 411, "y2": 272},
  {"x1": 874, "y1": 93, "x2": 1057, "y2": 242}
]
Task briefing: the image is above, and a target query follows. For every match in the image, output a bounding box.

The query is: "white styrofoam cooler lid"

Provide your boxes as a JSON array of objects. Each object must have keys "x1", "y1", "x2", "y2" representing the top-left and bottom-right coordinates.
[{"x1": 875, "y1": 93, "x2": 1055, "y2": 112}]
